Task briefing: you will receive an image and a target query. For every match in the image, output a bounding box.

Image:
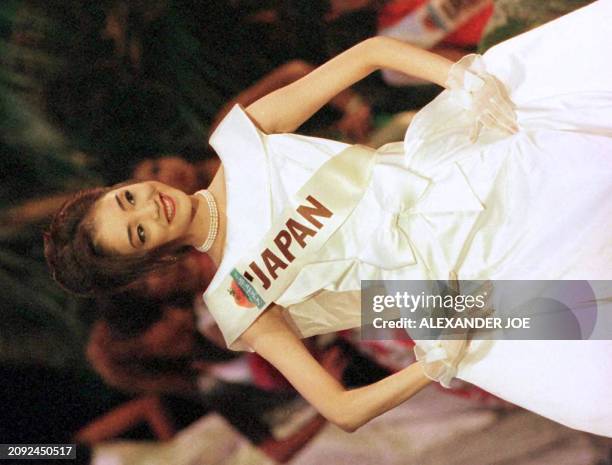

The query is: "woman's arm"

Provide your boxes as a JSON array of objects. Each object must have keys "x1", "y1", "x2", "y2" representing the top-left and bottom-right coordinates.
[
  {"x1": 239, "y1": 305, "x2": 432, "y2": 433},
  {"x1": 211, "y1": 59, "x2": 371, "y2": 141},
  {"x1": 245, "y1": 36, "x2": 452, "y2": 134}
]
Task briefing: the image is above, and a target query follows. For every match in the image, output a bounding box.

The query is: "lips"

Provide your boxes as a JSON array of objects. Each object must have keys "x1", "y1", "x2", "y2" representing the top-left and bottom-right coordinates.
[{"x1": 159, "y1": 192, "x2": 176, "y2": 223}]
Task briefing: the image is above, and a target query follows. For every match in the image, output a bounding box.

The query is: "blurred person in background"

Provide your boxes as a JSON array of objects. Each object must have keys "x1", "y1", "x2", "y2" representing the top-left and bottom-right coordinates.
[
  {"x1": 132, "y1": 156, "x2": 218, "y2": 195},
  {"x1": 377, "y1": 0, "x2": 493, "y2": 85},
  {"x1": 86, "y1": 292, "x2": 346, "y2": 462}
]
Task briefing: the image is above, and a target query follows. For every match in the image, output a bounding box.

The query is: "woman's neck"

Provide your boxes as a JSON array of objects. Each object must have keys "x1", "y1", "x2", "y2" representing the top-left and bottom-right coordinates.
[{"x1": 201, "y1": 165, "x2": 226, "y2": 268}]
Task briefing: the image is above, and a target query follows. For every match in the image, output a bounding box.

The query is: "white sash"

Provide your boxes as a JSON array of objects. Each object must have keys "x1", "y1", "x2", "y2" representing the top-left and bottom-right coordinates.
[{"x1": 205, "y1": 144, "x2": 376, "y2": 344}]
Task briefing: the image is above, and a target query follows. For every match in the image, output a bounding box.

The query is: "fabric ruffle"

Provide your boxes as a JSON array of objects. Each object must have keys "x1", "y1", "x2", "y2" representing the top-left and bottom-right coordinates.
[
  {"x1": 413, "y1": 277, "x2": 494, "y2": 388},
  {"x1": 413, "y1": 338, "x2": 468, "y2": 388}
]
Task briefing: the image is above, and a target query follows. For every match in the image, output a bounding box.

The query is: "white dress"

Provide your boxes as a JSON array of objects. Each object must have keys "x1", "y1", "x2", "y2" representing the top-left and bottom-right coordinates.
[{"x1": 203, "y1": 0, "x2": 612, "y2": 437}]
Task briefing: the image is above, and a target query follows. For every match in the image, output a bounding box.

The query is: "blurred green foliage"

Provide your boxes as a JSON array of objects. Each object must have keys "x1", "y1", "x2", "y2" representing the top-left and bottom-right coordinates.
[{"x1": 1, "y1": 0, "x2": 100, "y2": 369}]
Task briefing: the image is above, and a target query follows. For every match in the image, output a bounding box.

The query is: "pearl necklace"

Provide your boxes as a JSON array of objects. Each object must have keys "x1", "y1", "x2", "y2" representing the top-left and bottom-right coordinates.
[{"x1": 194, "y1": 189, "x2": 218, "y2": 253}]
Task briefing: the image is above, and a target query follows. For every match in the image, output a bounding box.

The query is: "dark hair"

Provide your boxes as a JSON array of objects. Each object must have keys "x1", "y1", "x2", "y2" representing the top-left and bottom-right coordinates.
[
  {"x1": 44, "y1": 186, "x2": 188, "y2": 296},
  {"x1": 97, "y1": 290, "x2": 191, "y2": 339}
]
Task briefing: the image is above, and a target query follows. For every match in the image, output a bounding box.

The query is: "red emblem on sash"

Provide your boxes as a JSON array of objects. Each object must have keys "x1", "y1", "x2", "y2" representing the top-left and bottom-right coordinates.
[{"x1": 228, "y1": 279, "x2": 256, "y2": 308}]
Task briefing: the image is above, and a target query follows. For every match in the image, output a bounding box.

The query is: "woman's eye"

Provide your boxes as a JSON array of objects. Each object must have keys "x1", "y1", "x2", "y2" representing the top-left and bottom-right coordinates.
[
  {"x1": 125, "y1": 190, "x2": 135, "y2": 205},
  {"x1": 137, "y1": 225, "x2": 146, "y2": 244}
]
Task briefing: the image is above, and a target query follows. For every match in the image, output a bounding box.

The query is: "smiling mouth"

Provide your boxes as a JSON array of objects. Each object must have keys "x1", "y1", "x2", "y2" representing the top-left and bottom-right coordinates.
[{"x1": 159, "y1": 192, "x2": 176, "y2": 223}]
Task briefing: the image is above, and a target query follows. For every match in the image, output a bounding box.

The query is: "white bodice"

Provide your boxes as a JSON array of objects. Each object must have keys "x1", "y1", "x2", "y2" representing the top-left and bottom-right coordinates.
[{"x1": 202, "y1": 104, "x2": 496, "y2": 347}]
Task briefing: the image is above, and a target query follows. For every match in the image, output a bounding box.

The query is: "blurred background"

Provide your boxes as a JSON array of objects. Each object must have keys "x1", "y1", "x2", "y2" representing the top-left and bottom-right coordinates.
[{"x1": 0, "y1": 0, "x2": 610, "y2": 464}]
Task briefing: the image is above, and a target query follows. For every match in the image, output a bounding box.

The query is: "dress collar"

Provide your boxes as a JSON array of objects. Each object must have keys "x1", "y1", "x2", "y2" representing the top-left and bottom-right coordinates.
[{"x1": 203, "y1": 105, "x2": 272, "y2": 296}]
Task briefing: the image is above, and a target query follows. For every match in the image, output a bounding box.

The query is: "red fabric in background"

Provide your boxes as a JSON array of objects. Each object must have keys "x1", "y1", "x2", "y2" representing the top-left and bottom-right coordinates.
[
  {"x1": 378, "y1": 0, "x2": 494, "y2": 47},
  {"x1": 247, "y1": 353, "x2": 295, "y2": 391}
]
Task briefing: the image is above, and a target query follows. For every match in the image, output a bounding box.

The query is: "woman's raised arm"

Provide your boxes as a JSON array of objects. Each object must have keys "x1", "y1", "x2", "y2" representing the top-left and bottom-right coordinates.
[
  {"x1": 245, "y1": 36, "x2": 453, "y2": 134},
  {"x1": 239, "y1": 305, "x2": 432, "y2": 432}
]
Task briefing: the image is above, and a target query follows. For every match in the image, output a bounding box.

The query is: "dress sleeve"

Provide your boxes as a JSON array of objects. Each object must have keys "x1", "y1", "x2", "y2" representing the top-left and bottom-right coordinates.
[
  {"x1": 208, "y1": 104, "x2": 268, "y2": 166},
  {"x1": 209, "y1": 104, "x2": 349, "y2": 204}
]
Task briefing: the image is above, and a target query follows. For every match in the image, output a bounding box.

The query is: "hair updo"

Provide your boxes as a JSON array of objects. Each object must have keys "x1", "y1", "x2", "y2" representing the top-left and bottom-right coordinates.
[{"x1": 44, "y1": 187, "x2": 186, "y2": 296}]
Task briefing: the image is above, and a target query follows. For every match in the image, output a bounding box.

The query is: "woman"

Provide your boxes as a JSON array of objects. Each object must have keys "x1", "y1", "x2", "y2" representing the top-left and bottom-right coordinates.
[{"x1": 45, "y1": 1, "x2": 612, "y2": 437}]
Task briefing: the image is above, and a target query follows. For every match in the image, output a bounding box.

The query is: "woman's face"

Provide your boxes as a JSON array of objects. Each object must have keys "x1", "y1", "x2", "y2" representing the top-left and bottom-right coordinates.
[
  {"x1": 90, "y1": 181, "x2": 196, "y2": 256},
  {"x1": 133, "y1": 156, "x2": 199, "y2": 194}
]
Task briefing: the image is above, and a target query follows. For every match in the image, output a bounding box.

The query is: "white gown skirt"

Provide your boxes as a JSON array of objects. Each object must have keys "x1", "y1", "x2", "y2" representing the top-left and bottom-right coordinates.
[{"x1": 402, "y1": 0, "x2": 612, "y2": 437}]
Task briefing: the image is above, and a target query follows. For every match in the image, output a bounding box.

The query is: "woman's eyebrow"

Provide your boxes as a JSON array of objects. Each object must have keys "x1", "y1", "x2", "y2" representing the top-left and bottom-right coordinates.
[
  {"x1": 115, "y1": 194, "x2": 126, "y2": 211},
  {"x1": 114, "y1": 194, "x2": 135, "y2": 248},
  {"x1": 127, "y1": 227, "x2": 136, "y2": 249}
]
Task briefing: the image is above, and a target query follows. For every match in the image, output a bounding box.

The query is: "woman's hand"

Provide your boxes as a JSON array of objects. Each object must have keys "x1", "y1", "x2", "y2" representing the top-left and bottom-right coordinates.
[{"x1": 445, "y1": 54, "x2": 519, "y2": 142}]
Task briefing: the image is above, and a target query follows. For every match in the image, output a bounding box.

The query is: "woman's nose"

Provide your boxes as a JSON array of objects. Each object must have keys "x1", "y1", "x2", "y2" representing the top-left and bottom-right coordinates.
[{"x1": 136, "y1": 197, "x2": 160, "y2": 221}]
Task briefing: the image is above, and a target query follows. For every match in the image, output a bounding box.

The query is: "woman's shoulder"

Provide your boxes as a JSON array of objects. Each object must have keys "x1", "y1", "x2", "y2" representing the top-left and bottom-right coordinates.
[
  {"x1": 210, "y1": 104, "x2": 351, "y2": 170},
  {"x1": 208, "y1": 104, "x2": 267, "y2": 164},
  {"x1": 203, "y1": 109, "x2": 273, "y2": 307}
]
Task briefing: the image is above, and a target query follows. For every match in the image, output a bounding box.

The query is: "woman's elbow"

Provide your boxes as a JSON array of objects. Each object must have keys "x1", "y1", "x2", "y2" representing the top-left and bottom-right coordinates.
[
  {"x1": 332, "y1": 414, "x2": 365, "y2": 433},
  {"x1": 326, "y1": 403, "x2": 364, "y2": 433},
  {"x1": 324, "y1": 412, "x2": 352, "y2": 432},
  {"x1": 336, "y1": 419, "x2": 359, "y2": 433}
]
